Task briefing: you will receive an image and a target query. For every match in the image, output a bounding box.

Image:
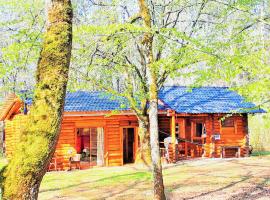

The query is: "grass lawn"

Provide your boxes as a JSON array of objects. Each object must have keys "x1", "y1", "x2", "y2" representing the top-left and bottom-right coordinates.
[
  {"x1": 0, "y1": 157, "x2": 7, "y2": 171},
  {"x1": 251, "y1": 151, "x2": 270, "y2": 157},
  {"x1": 38, "y1": 155, "x2": 270, "y2": 200}
]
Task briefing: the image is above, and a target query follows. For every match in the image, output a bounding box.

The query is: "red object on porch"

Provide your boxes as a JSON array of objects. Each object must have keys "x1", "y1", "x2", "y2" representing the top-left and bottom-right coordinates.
[{"x1": 76, "y1": 135, "x2": 82, "y2": 153}]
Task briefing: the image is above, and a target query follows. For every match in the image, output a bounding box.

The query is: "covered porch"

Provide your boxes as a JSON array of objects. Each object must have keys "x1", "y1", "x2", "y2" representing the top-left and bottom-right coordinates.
[
  {"x1": 159, "y1": 111, "x2": 207, "y2": 163},
  {"x1": 159, "y1": 111, "x2": 249, "y2": 163}
]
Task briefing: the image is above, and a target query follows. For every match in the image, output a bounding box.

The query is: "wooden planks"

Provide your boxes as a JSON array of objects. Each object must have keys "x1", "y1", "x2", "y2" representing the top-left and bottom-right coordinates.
[
  {"x1": 159, "y1": 115, "x2": 170, "y2": 135},
  {"x1": 5, "y1": 114, "x2": 27, "y2": 159},
  {"x1": 4, "y1": 111, "x2": 250, "y2": 170},
  {"x1": 205, "y1": 115, "x2": 248, "y2": 158},
  {"x1": 54, "y1": 121, "x2": 76, "y2": 170},
  {"x1": 106, "y1": 120, "x2": 122, "y2": 166},
  {"x1": 0, "y1": 95, "x2": 23, "y2": 121}
]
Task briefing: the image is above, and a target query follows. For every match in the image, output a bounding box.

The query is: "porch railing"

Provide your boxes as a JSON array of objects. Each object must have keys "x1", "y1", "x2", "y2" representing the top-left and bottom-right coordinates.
[{"x1": 160, "y1": 139, "x2": 204, "y2": 163}]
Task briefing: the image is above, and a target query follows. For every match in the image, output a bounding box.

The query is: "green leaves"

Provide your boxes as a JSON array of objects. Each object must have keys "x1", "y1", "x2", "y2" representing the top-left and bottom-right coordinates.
[{"x1": 0, "y1": 0, "x2": 45, "y2": 96}]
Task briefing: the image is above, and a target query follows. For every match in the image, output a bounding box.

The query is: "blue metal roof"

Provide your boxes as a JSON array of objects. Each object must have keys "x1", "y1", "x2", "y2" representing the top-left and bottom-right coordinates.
[
  {"x1": 64, "y1": 91, "x2": 129, "y2": 112},
  {"x1": 64, "y1": 91, "x2": 169, "y2": 112},
  {"x1": 158, "y1": 86, "x2": 265, "y2": 114},
  {"x1": 63, "y1": 87, "x2": 265, "y2": 113}
]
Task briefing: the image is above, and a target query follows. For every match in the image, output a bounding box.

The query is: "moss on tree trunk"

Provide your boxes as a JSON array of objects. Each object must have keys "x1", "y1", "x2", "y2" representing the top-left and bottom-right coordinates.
[
  {"x1": 1, "y1": 0, "x2": 73, "y2": 199},
  {"x1": 135, "y1": 116, "x2": 152, "y2": 166}
]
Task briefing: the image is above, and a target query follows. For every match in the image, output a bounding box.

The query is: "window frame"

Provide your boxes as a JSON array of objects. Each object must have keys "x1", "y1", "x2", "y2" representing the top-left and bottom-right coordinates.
[
  {"x1": 195, "y1": 123, "x2": 203, "y2": 138},
  {"x1": 221, "y1": 117, "x2": 234, "y2": 128}
]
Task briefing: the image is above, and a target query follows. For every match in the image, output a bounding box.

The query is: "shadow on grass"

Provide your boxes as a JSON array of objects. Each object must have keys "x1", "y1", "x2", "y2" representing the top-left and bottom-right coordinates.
[
  {"x1": 167, "y1": 172, "x2": 253, "y2": 200},
  {"x1": 40, "y1": 171, "x2": 150, "y2": 193},
  {"x1": 100, "y1": 180, "x2": 143, "y2": 199},
  {"x1": 229, "y1": 159, "x2": 270, "y2": 168},
  {"x1": 227, "y1": 178, "x2": 270, "y2": 200}
]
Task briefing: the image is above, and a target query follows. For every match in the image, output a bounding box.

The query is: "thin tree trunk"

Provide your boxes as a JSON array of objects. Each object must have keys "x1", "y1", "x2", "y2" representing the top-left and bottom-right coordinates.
[
  {"x1": 2, "y1": 1, "x2": 73, "y2": 199},
  {"x1": 135, "y1": 116, "x2": 152, "y2": 166},
  {"x1": 149, "y1": 83, "x2": 166, "y2": 200},
  {"x1": 138, "y1": 0, "x2": 166, "y2": 199}
]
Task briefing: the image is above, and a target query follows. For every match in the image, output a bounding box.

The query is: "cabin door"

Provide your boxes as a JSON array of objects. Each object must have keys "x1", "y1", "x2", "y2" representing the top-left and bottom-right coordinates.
[{"x1": 123, "y1": 128, "x2": 135, "y2": 164}]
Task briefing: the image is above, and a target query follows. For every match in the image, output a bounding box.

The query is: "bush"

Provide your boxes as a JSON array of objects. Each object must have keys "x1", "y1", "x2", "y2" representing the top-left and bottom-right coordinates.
[{"x1": 249, "y1": 114, "x2": 270, "y2": 152}]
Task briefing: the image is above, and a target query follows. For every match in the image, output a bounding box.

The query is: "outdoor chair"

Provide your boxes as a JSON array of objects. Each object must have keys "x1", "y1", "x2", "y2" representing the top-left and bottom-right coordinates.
[{"x1": 69, "y1": 154, "x2": 81, "y2": 170}]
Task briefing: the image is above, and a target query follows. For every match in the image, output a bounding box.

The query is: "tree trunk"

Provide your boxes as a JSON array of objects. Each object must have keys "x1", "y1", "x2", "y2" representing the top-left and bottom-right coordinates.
[
  {"x1": 138, "y1": 0, "x2": 166, "y2": 199},
  {"x1": 135, "y1": 116, "x2": 152, "y2": 166},
  {"x1": 2, "y1": 1, "x2": 73, "y2": 199},
  {"x1": 149, "y1": 86, "x2": 166, "y2": 200}
]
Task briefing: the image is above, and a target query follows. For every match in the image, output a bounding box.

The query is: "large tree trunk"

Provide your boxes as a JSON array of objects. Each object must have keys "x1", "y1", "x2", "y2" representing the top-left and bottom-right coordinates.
[
  {"x1": 2, "y1": 1, "x2": 73, "y2": 199},
  {"x1": 138, "y1": 0, "x2": 166, "y2": 199},
  {"x1": 135, "y1": 116, "x2": 152, "y2": 166}
]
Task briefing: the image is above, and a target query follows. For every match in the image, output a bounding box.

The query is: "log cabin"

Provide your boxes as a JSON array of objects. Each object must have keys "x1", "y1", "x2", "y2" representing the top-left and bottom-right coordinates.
[{"x1": 0, "y1": 86, "x2": 265, "y2": 170}]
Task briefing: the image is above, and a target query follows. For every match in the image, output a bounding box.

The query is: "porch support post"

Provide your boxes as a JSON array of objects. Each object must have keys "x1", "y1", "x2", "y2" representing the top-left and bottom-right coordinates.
[
  {"x1": 244, "y1": 114, "x2": 250, "y2": 157},
  {"x1": 171, "y1": 111, "x2": 176, "y2": 144},
  {"x1": 170, "y1": 111, "x2": 177, "y2": 162}
]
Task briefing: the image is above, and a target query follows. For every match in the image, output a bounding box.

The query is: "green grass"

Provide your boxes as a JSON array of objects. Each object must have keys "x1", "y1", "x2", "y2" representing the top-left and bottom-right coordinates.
[
  {"x1": 41, "y1": 168, "x2": 151, "y2": 193},
  {"x1": 0, "y1": 156, "x2": 270, "y2": 199},
  {"x1": 251, "y1": 151, "x2": 270, "y2": 156},
  {"x1": 38, "y1": 156, "x2": 270, "y2": 200}
]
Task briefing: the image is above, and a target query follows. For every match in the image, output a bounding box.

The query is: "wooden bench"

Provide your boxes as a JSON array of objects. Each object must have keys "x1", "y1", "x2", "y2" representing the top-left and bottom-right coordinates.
[{"x1": 220, "y1": 146, "x2": 241, "y2": 158}]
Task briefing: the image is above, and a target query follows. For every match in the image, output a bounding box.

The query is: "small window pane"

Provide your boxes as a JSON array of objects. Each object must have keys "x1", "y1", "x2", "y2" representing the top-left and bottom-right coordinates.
[
  {"x1": 221, "y1": 118, "x2": 234, "y2": 127},
  {"x1": 176, "y1": 123, "x2": 180, "y2": 138}
]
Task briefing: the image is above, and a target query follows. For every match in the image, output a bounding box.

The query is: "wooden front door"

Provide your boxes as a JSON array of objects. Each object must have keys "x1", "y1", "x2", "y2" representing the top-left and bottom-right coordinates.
[{"x1": 123, "y1": 128, "x2": 135, "y2": 164}]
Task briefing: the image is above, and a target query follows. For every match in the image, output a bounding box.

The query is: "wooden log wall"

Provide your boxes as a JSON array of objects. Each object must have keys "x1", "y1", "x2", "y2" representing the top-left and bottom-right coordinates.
[
  {"x1": 54, "y1": 120, "x2": 76, "y2": 170},
  {"x1": 4, "y1": 112, "x2": 249, "y2": 170},
  {"x1": 106, "y1": 120, "x2": 122, "y2": 166},
  {"x1": 185, "y1": 118, "x2": 192, "y2": 141},
  {"x1": 203, "y1": 114, "x2": 248, "y2": 158},
  {"x1": 52, "y1": 114, "x2": 138, "y2": 170},
  {"x1": 158, "y1": 115, "x2": 170, "y2": 134},
  {"x1": 158, "y1": 115, "x2": 170, "y2": 144},
  {"x1": 203, "y1": 114, "x2": 218, "y2": 158},
  {"x1": 5, "y1": 114, "x2": 27, "y2": 159},
  {"x1": 0, "y1": 94, "x2": 17, "y2": 120}
]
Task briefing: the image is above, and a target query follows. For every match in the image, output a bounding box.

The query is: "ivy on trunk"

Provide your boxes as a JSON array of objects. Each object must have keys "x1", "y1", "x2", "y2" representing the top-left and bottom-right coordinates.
[{"x1": 1, "y1": 0, "x2": 73, "y2": 199}]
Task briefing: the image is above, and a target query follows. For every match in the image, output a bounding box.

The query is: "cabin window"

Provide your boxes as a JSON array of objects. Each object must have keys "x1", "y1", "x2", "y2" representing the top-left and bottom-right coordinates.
[
  {"x1": 221, "y1": 117, "x2": 234, "y2": 127},
  {"x1": 76, "y1": 128, "x2": 97, "y2": 163},
  {"x1": 76, "y1": 127, "x2": 104, "y2": 166},
  {"x1": 176, "y1": 123, "x2": 179, "y2": 138},
  {"x1": 195, "y1": 123, "x2": 203, "y2": 137}
]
